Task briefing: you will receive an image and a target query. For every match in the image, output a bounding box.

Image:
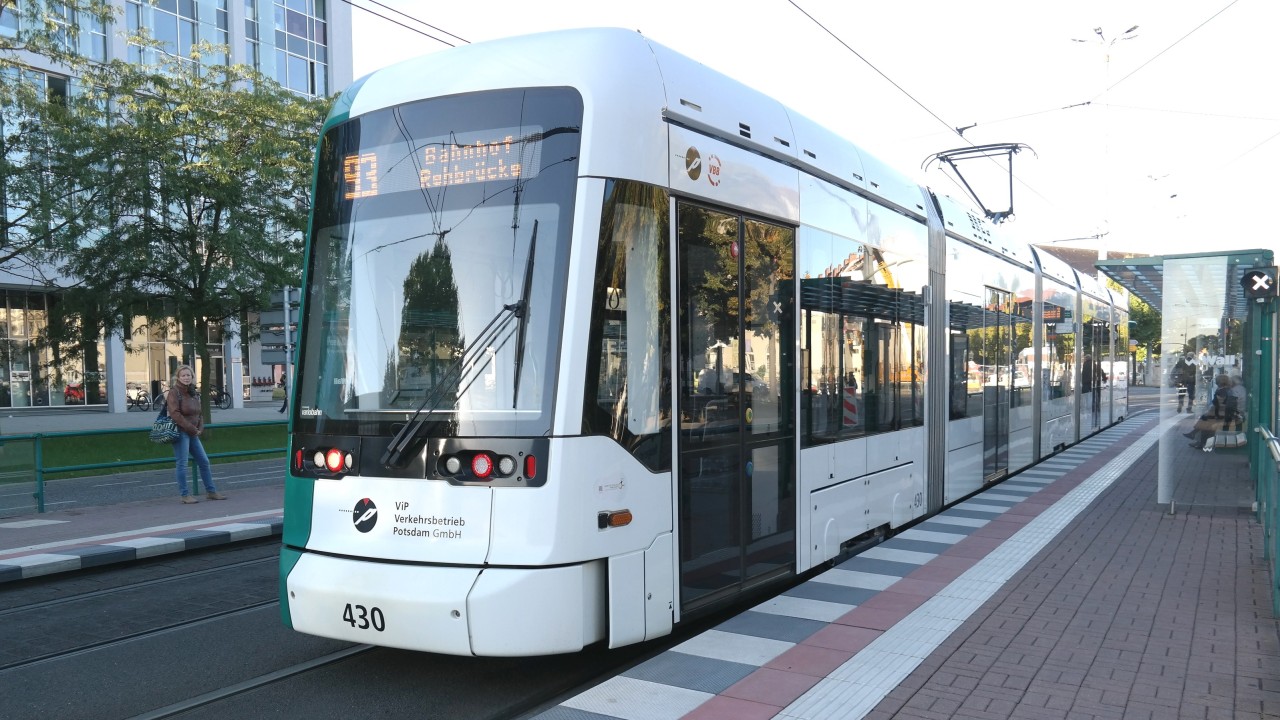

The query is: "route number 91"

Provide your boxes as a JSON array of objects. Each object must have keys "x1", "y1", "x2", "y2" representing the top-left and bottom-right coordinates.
[{"x1": 343, "y1": 603, "x2": 386, "y2": 631}]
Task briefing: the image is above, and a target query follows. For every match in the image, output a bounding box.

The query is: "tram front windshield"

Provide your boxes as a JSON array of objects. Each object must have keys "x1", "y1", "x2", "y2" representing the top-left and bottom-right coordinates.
[{"x1": 294, "y1": 88, "x2": 583, "y2": 438}]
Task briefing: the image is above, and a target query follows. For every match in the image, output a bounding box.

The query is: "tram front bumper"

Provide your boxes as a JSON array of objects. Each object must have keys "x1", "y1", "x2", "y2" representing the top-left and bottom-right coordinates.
[{"x1": 282, "y1": 549, "x2": 606, "y2": 656}]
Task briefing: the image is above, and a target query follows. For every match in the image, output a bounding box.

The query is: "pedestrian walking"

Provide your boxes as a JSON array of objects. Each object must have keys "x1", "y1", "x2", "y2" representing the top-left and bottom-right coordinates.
[
  {"x1": 168, "y1": 365, "x2": 227, "y2": 504},
  {"x1": 1082, "y1": 355, "x2": 1106, "y2": 421},
  {"x1": 1173, "y1": 353, "x2": 1196, "y2": 412}
]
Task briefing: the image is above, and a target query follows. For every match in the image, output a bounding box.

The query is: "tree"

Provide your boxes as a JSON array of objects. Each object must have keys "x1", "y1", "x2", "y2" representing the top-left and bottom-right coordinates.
[
  {"x1": 0, "y1": 0, "x2": 114, "y2": 272},
  {"x1": 48, "y1": 47, "x2": 328, "y2": 419},
  {"x1": 1127, "y1": 295, "x2": 1161, "y2": 360},
  {"x1": 1, "y1": 1, "x2": 113, "y2": 67}
]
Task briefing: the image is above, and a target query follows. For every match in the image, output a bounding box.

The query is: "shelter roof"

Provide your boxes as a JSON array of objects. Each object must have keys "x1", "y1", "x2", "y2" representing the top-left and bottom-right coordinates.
[{"x1": 1095, "y1": 250, "x2": 1274, "y2": 316}]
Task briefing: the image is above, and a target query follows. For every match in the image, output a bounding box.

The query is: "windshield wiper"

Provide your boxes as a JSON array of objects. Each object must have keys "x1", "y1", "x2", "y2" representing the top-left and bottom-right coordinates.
[
  {"x1": 380, "y1": 302, "x2": 521, "y2": 468},
  {"x1": 511, "y1": 220, "x2": 537, "y2": 408}
]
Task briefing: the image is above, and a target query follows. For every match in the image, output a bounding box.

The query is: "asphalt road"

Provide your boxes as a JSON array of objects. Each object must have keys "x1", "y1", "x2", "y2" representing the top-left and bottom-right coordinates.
[{"x1": 0, "y1": 540, "x2": 674, "y2": 720}]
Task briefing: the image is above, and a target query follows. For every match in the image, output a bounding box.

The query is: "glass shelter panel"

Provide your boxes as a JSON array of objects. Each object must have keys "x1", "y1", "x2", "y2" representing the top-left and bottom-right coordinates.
[{"x1": 1157, "y1": 254, "x2": 1257, "y2": 510}]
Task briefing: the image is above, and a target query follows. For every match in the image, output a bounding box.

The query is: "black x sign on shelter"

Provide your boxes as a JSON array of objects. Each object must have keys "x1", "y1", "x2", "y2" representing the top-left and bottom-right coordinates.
[{"x1": 1242, "y1": 266, "x2": 1279, "y2": 299}]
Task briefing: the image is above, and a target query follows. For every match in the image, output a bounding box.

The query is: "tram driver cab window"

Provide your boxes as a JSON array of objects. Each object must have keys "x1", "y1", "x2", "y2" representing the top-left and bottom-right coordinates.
[{"x1": 582, "y1": 180, "x2": 671, "y2": 472}]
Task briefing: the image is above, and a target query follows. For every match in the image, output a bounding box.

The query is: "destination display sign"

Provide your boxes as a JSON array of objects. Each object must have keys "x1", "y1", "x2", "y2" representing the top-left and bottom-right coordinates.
[{"x1": 342, "y1": 126, "x2": 543, "y2": 200}]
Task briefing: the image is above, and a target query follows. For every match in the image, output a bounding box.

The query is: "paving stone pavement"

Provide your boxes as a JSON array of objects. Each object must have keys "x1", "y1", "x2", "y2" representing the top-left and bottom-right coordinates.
[{"x1": 864, "y1": 441, "x2": 1280, "y2": 720}]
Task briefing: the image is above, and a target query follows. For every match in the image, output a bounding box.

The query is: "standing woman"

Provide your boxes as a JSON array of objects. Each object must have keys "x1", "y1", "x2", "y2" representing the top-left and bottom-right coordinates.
[{"x1": 168, "y1": 365, "x2": 227, "y2": 503}]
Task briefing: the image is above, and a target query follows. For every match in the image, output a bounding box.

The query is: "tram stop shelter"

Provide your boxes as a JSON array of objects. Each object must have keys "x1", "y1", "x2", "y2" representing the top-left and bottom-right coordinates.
[{"x1": 1098, "y1": 249, "x2": 1280, "y2": 605}]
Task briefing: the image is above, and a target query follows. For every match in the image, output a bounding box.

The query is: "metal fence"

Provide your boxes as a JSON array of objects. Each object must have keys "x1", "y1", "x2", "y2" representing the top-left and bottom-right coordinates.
[{"x1": 0, "y1": 421, "x2": 286, "y2": 516}]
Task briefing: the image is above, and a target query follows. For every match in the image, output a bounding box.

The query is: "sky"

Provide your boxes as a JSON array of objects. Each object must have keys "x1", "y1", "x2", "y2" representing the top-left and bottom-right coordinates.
[{"x1": 347, "y1": 0, "x2": 1280, "y2": 259}]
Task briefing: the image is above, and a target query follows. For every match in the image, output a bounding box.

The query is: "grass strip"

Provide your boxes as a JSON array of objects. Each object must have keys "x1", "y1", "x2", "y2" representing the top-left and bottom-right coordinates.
[{"x1": 1, "y1": 423, "x2": 287, "y2": 481}]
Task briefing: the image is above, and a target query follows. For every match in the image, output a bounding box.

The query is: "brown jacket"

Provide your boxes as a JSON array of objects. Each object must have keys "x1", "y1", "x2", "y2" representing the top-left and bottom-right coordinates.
[{"x1": 166, "y1": 385, "x2": 204, "y2": 436}]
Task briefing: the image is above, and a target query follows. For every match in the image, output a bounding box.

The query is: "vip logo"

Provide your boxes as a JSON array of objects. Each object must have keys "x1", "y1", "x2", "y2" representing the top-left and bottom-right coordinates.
[
  {"x1": 352, "y1": 498, "x2": 378, "y2": 533},
  {"x1": 684, "y1": 147, "x2": 702, "y2": 181}
]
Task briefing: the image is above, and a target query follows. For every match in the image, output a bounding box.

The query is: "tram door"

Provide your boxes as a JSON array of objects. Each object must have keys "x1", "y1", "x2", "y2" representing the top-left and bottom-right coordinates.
[
  {"x1": 982, "y1": 288, "x2": 1013, "y2": 481},
  {"x1": 676, "y1": 203, "x2": 795, "y2": 612}
]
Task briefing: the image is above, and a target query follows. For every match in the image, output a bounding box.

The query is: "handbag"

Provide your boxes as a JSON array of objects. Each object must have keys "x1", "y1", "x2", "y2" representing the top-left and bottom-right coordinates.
[{"x1": 149, "y1": 403, "x2": 181, "y2": 444}]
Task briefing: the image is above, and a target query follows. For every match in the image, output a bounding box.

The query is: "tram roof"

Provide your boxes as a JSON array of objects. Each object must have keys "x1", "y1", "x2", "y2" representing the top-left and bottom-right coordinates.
[{"x1": 1096, "y1": 249, "x2": 1274, "y2": 317}]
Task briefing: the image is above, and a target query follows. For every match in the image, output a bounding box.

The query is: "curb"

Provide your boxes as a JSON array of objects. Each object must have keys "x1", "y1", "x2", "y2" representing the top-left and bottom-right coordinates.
[{"x1": 0, "y1": 515, "x2": 283, "y2": 583}]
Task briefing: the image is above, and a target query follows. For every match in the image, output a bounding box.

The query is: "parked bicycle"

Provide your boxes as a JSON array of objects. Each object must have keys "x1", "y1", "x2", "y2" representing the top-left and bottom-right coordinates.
[
  {"x1": 136, "y1": 385, "x2": 232, "y2": 411},
  {"x1": 128, "y1": 389, "x2": 151, "y2": 411},
  {"x1": 206, "y1": 386, "x2": 233, "y2": 410}
]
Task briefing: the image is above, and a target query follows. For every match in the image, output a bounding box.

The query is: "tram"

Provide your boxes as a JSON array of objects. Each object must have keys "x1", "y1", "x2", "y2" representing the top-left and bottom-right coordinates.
[{"x1": 279, "y1": 28, "x2": 1128, "y2": 656}]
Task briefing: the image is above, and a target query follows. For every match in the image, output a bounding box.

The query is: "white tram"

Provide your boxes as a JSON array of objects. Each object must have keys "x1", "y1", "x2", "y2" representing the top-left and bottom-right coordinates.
[{"x1": 279, "y1": 28, "x2": 1129, "y2": 656}]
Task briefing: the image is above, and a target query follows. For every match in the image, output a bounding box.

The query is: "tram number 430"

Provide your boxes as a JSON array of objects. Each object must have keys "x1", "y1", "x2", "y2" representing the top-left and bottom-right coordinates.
[{"x1": 343, "y1": 603, "x2": 386, "y2": 632}]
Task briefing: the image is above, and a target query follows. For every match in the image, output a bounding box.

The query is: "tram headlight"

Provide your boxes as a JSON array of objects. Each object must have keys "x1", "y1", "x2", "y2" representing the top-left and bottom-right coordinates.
[
  {"x1": 497, "y1": 456, "x2": 516, "y2": 476},
  {"x1": 434, "y1": 447, "x2": 541, "y2": 484}
]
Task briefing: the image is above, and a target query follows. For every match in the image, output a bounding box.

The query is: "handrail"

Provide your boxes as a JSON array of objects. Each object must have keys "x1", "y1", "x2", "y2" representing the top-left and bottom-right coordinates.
[
  {"x1": 1256, "y1": 425, "x2": 1280, "y2": 616},
  {"x1": 1260, "y1": 425, "x2": 1280, "y2": 464},
  {"x1": 2, "y1": 420, "x2": 286, "y2": 513}
]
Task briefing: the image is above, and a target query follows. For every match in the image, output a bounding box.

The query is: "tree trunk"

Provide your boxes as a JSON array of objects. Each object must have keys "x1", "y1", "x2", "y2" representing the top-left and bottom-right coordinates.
[{"x1": 193, "y1": 316, "x2": 213, "y2": 426}]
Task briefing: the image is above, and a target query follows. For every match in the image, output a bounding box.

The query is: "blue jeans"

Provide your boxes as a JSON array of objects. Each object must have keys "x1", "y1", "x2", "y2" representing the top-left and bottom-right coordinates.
[{"x1": 174, "y1": 432, "x2": 217, "y2": 496}]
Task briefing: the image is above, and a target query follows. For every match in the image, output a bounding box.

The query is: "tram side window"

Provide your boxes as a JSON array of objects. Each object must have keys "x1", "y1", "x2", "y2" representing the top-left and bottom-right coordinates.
[
  {"x1": 801, "y1": 309, "x2": 921, "y2": 444},
  {"x1": 799, "y1": 229, "x2": 926, "y2": 446},
  {"x1": 582, "y1": 180, "x2": 671, "y2": 472},
  {"x1": 801, "y1": 309, "x2": 865, "y2": 443},
  {"x1": 950, "y1": 332, "x2": 981, "y2": 419}
]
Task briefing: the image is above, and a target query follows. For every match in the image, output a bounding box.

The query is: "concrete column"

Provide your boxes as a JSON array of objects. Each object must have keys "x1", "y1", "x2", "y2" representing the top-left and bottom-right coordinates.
[
  {"x1": 224, "y1": 317, "x2": 245, "y2": 409},
  {"x1": 106, "y1": 329, "x2": 127, "y2": 413}
]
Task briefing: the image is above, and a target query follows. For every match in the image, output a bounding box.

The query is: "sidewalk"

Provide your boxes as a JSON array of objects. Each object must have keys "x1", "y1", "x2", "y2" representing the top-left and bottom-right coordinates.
[
  {"x1": 534, "y1": 409, "x2": 1280, "y2": 720},
  {"x1": 0, "y1": 483, "x2": 282, "y2": 582},
  {"x1": 0, "y1": 403, "x2": 286, "y2": 580}
]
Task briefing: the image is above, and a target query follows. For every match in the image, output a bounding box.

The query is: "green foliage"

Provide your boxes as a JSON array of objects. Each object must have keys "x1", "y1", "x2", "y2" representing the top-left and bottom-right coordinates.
[
  {"x1": 0, "y1": 1, "x2": 114, "y2": 70},
  {"x1": 54, "y1": 50, "x2": 327, "y2": 326},
  {"x1": 1128, "y1": 295, "x2": 1162, "y2": 358},
  {"x1": 0, "y1": 69, "x2": 99, "y2": 268},
  {"x1": 30, "y1": 46, "x2": 328, "y2": 418},
  {"x1": 0, "y1": 1, "x2": 116, "y2": 270}
]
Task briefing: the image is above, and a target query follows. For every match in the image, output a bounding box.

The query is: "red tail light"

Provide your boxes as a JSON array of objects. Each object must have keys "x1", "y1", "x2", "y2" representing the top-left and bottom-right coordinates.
[
  {"x1": 325, "y1": 448, "x2": 345, "y2": 473},
  {"x1": 471, "y1": 453, "x2": 493, "y2": 479},
  {"x1": 524, "y1": 455, "x2": 537, "y2": 479}
]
